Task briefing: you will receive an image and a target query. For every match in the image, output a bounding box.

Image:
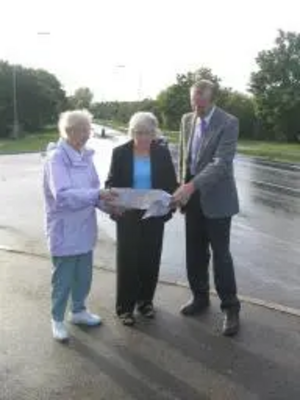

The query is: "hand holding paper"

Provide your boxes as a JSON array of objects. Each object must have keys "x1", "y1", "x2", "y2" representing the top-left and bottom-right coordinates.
[
  {"x1": 171, "y1": 182, "x2": 195, "y2": 207},
  {"x1": 99, "y1": 189, "x2": 119, "y2": 204},
  {"x1": 109, "y1": 188, "x2": 173, "y2": 219}
]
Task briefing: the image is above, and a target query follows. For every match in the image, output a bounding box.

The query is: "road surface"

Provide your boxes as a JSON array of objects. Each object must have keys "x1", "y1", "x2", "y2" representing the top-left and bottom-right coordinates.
[
  {"x1": 2, "y1": 251, "x2": 300, "y2": 400},
  {"x1": 0, "y1": 130, "x2": 299, "y2": 309}
]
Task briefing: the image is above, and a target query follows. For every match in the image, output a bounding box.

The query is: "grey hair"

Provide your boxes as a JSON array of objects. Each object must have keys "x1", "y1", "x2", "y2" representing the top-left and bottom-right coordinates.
[
  {"x1": 58, "y1": 109, "x2": 93, "y2": 139},
  {"x1": 128, "y1": 112, "x2": 160, "y2": 138},
  {"x1": 191, "y1": 79, "x2": 217, "y2": 98}
]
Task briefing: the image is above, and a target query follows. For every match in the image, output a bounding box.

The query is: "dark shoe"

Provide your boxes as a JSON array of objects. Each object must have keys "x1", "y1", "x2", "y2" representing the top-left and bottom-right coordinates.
[
  {"x1": 138, "y1": 303, "x2": 155, "y2": 319},
  {"x1": 180, "y1": 298, "x2": 210, "y2": 316},
  {"x1": 222, "y1": 310, "x2": 240, "y2": 336},
  {"x1": 119, "y1": 313, "x2": 136, "y2": 327}
]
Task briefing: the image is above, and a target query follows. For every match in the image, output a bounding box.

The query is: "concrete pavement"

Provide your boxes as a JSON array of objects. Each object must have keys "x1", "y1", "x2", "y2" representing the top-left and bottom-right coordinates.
[{"x1": 1, "y1": 250, "x2": 300, "y2": 400}]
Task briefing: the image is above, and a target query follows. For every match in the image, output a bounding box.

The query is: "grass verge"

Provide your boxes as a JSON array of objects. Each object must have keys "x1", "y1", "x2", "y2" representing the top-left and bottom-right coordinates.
[
  {"x1": 0, "y1": 130, "x2": 57, "y2": 154},
  {"x1": 237, "y1": 141, "x2": 300, "y2": 163},
  {"x1": 164, "y1": 130, "x2": 300, "y2": 163},
  {"x1": 2, "y1": 123, "x2": 298, "y2": 164},
  {"x1": 95, "y1": 119, "x2": 127, "y2": 133}
]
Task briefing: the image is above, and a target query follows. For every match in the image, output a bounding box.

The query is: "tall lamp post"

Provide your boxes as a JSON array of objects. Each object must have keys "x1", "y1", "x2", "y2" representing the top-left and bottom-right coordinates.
[
  {"x1": 11, "y1": 31, "x2": 50, "y2": 139},
  {"x1": 11, "y1": 64, "x2": 19, "y2": 139}
]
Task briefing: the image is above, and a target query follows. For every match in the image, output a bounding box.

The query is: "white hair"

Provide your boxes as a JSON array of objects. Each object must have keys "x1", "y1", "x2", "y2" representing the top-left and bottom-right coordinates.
[
  {"x1": 128, "y1": 112, "x2": 160, "y2": 138},
  {"x1": 58, "y1": 109, "x2": 93, "y2": 139}
]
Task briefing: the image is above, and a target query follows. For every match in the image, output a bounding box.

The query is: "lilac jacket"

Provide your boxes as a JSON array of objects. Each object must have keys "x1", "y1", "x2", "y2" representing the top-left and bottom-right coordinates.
[{"x1": 43, "y1": 139, "x2": 102, "y2": 257}]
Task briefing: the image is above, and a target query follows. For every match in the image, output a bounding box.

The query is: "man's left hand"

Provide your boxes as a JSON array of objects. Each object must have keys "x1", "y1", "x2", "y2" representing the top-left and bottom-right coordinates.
[{"x1": 172, "y1": 182, "x2": 195, "y2": 207}]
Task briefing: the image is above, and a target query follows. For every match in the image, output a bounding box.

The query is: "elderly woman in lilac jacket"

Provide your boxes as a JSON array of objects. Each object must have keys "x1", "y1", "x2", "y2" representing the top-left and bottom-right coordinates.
[{"x1": 43, "y1": 110, "x2": 115, "y2": 342}]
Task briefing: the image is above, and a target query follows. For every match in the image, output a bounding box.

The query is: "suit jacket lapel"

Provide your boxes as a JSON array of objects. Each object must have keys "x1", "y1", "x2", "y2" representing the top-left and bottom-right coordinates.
[
  {"x1": 150, "y1": 142, "x2": 158, "y2": 189},
  {"x1": 186, "y1": 113, "x2": 197, "y2": 160},
  {"x1": 123, "y1": 141, "x2": 134, "y2": 187}
]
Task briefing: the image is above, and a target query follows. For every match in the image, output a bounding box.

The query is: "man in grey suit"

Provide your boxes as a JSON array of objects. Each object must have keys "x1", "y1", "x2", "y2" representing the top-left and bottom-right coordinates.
[{"x1": 173, "y1": 80, "x2": 241, "y2": 336}]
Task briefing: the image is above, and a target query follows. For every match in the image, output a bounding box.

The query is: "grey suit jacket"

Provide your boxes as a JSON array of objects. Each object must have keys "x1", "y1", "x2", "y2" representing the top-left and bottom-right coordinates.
[{"x1": 179, "y1": 106, "x2": 239, "y2": 218}]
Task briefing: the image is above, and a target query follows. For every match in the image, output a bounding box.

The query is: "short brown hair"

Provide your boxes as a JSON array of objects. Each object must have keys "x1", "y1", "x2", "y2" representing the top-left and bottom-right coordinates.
[{"x1": 191, "y1": 79, "x2": 217, "y2": 99}]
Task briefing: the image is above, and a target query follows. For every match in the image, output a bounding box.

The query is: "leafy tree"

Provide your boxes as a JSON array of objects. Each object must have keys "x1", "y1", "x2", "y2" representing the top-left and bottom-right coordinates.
[
  {"x1": 0, "y1": 61, "x2": 66, "y2": 137},
  {"x1": 156, "y1": 67, "x2": 257, "y2": 139},
  {"x1": 250, "y1": 30, "x2": 300, "y2": 142},
  {"x1": 69, "y1": 87, "x2": 93, "y2": 110},
  {"x1": 220, "y1": 89, "x2": 257, "y2": 139},
  {"x1": 92, "y1": 99, "x2": 160, "y2": 125},
  {"x1": 0, "y1": 61, "x2": 14, "y2": 137},
  {"x1": 157, "y1": 68, "x2": 220, "y2": 130},
  {"x1": 92, "y1": 67, "x2": 257, "y2": 139},
  {"x1": 17, "y1": 68, "x2": 66, "y2": 131}
]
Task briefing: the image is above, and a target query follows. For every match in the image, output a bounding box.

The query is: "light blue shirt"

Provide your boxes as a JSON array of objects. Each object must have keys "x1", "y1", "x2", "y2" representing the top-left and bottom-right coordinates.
[
  {"x1": 190, "y1": 106, "x2": 216, "y2": 175},
  {"x1": 133, "y1": 156, "x2": 152, "y2": 189}
]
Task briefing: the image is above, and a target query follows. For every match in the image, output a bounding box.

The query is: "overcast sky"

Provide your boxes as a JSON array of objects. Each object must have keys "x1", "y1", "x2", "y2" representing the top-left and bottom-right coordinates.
[{"x1": 1, "y1": 0, "x2": 299, "y2": 100}]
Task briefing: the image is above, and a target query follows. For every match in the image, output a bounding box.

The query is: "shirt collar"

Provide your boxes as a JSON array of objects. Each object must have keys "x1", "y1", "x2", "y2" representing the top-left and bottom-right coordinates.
[
  {"x1": 196, "y1": 106, "x2": 216, "y2": 126},
  {"x1": 59, "y1": 138, "x2": 94, "y2": 165}
]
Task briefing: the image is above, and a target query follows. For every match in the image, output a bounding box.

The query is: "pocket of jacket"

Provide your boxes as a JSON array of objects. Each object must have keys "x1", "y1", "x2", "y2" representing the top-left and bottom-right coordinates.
[{"x1": 50, "y1": 219, "x2": 64, "y2": 249}]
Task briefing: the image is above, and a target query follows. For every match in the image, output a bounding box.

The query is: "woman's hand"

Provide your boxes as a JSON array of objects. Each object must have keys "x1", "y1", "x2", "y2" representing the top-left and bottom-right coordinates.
[
  {"x1": 99, "y1": 189, "x2": 118, "y2": 205},
  {"x1": 110, "y1": 206, "x2": 125, "y2": 218}
]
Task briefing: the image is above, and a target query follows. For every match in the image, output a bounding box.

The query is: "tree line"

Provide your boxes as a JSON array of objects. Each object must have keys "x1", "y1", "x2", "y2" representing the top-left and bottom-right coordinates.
[
  {"x1": 0, "y1": 61, "x2": 66, "y2": 138},
  {"x1": 91, "y1": 69, "x2": 257, "y2": 140},
  {"x1": 92, "y1": 30, "x2": 300, "y2": 143},
  {"x1": 1, "y1": 30, "x2": 300, "y2": 142}
]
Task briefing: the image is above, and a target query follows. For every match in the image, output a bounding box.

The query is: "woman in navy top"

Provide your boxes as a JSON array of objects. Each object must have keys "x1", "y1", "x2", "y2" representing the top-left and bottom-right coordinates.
[{"x1": 106, "y1": 112, "x2": 178, "y2": 326}]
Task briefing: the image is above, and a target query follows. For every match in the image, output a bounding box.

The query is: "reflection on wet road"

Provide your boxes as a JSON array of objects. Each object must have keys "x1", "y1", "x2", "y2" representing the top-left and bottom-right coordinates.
[
  {"x1": 93, "y1": 136, "x2": 300, "y2": 309},
  {"x1": 0, "y1": 132, "x2": 299, "y2": 309}
]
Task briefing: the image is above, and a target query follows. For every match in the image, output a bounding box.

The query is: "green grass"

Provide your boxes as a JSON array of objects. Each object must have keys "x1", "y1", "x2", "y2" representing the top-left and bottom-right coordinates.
[
  {"x1": 95, "y1": 119, "x2": 127, "y2": 133},
  {"x1": 0, "y1": 130, "x2": 57, "y2": 154},
  {"x1": 165, "y1": 131, "x2": 300, "y2": 163},
  {"x1": 99, "y1": 121, "x2": 300, "y2": 163},
  {"x1": 237, "y1": 140, "x2": 300, "y2": 163},
  {"x1": 165, "y1": 131, "x2": 178, "y2": 143},
  {"x1": 5, "y1": 122, "x2": 297, "y2": 163}
]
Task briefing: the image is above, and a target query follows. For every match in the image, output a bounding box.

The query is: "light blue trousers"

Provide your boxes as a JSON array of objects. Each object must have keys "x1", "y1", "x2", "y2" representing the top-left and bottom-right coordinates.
[{"x1": 51, "y1": 251, "x2": 93, "y2": 322}]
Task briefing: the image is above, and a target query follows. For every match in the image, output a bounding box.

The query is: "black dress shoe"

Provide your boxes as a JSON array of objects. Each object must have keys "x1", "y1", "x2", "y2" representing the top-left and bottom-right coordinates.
[
  {"x1": 119, "y1": 313, "x2": 136, "y2": 327},
  {"x1": 138, "y1": 303, "x2": 155, "y2": 319},
  {"x1": 180, "y1": 298, "x2": 210, "y2": 316},
  {"x1": 222, "y1": 310, "x2": 240, "y2": 336}
]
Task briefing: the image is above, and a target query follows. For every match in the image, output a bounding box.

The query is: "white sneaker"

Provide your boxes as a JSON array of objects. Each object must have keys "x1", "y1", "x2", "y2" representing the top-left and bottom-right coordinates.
[
  {"x1": 69, "y1": 310, "x2": 102, "y2": 326},
  {"x1": 51, "y1": 320, "x2": 69, "y2": 342}
]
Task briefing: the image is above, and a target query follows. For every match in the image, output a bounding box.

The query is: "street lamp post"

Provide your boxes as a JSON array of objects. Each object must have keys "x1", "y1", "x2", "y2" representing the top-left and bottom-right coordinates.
[{"x1": 11, "y1": 64, "x2": 19, "y2": 139}]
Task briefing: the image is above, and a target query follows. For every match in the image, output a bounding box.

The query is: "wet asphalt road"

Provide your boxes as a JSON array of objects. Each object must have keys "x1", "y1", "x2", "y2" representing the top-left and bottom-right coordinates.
[{"x1": 0, "y1": 132, "x2": 299, "y2": 309}]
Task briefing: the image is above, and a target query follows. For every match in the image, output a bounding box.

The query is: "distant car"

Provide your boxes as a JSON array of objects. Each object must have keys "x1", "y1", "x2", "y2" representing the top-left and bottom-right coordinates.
[{"x1": 91, "y1": 124, "x2": 106, "y2": 138}]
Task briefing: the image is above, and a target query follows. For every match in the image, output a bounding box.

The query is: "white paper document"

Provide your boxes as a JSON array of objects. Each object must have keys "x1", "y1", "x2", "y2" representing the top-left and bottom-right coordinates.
[{"x1": 111, "y1": 188, "x2": 172, "y2": 219}]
